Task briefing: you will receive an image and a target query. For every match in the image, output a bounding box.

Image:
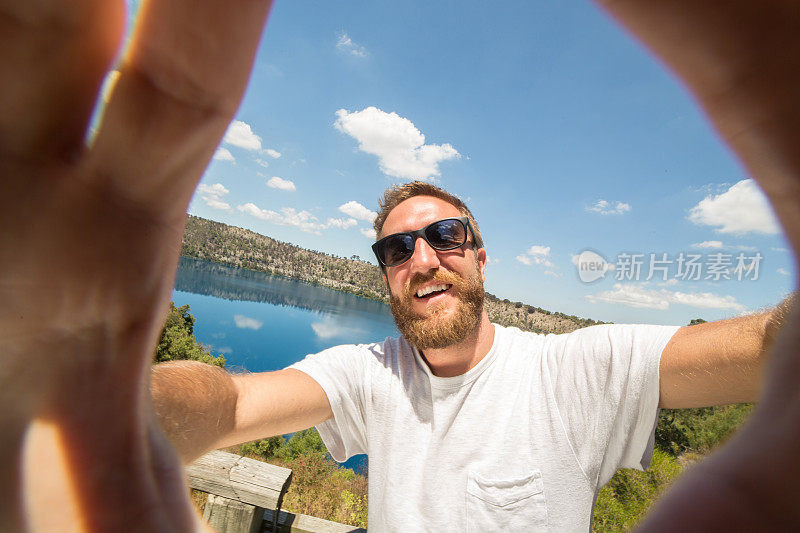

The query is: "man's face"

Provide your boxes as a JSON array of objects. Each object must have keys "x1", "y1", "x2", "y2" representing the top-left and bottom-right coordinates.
[{"x1": 380, "y1": 196, "x2": 487, "y2": 349}]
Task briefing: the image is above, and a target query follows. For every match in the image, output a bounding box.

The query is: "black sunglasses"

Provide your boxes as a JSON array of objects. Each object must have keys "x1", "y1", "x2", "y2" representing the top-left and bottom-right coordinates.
[{"x1": 372, "y1": 217, "x2": 474, "y2": 267}]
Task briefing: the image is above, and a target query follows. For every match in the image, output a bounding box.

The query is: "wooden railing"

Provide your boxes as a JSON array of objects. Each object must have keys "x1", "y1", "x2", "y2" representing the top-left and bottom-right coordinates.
[{"x1": 186, "y1": 450, "x2": 366, "y2": 533}]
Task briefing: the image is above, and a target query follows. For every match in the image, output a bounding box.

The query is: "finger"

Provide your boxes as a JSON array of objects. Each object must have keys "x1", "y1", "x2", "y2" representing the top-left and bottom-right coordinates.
[
  {"x1": 89, "y1": 0, "x2": 273, "y2": 215},
  {"x1": 0, "y1": 1, "x2": 124, "y2": 161}
]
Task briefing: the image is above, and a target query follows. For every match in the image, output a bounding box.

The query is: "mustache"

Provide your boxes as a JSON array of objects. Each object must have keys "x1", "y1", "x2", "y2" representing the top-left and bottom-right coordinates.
[{"x1": 403, "y1": 269, "x2": 464, "y2": 298}]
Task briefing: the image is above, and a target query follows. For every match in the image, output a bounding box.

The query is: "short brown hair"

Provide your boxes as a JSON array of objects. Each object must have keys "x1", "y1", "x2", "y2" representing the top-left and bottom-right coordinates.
[{"x1": 373, "y1": 181, "x2": 484, "y2": 249}]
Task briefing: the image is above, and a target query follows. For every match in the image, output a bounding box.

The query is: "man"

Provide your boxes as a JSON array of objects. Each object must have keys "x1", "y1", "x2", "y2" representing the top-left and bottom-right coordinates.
[
  {"x1": 155, "y1": 179, "x2": 775, "y2": 531},
  {"x1": 4, "y1": 0, "x2": 800, "y2": 531}
]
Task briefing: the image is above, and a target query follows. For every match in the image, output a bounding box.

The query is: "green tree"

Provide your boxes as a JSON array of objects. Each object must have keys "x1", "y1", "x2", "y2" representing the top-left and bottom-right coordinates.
[
  {"x1": 687, "y1": 318, "x2": 707, "y2": 326},
  {"x1": 240, "y1": 436, "x2": 285, "y2": 459},
  {"x1": 275, "y1": 428, "x2": 328, "y2": 461},
  {"x1": 155, "y1": 302, "x2": 225, "y2": 367}
]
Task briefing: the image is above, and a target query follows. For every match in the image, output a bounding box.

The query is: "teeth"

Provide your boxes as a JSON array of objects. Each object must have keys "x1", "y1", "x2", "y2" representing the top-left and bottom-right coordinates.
[{"x1": 416, "y1": 284, "x2": 450, "y2": 298}]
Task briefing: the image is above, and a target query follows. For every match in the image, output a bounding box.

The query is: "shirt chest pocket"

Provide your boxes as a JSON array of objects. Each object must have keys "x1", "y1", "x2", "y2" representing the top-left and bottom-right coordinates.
[{"x1": 466, "y1": 470, "x2": 548, "y2": 532}]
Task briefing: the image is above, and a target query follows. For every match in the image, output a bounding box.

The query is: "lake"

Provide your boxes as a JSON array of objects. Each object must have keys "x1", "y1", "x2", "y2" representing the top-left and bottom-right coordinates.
[{"x1": 171, "y1": 256, "x2": 399, "y2": 472}]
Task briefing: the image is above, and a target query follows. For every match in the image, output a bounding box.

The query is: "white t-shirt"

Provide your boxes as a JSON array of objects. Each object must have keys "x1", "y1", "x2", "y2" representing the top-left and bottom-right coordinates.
[{"x1": 289, "y1": 323, "x2": 679, "y2": 532}]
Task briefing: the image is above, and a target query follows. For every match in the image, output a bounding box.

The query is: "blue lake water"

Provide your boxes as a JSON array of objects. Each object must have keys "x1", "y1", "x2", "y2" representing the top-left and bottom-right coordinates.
[{"x1": 171, "y1": 256, "x2": 398, "y2": 472}]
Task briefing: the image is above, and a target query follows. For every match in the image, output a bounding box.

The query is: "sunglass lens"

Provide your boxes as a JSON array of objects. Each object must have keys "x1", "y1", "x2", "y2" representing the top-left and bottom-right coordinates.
[
  {"x1": 382, "y1": 234, "x2": 415, "y2": 266},
  {"x1": 427, "y1": 219, "x2": 466, "y2": 249}
]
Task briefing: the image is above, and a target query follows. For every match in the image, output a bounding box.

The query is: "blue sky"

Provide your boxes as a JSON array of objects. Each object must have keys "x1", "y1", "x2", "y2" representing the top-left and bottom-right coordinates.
[{"x1": 120, "y1": 0, "x2": 794, "y2": 326}]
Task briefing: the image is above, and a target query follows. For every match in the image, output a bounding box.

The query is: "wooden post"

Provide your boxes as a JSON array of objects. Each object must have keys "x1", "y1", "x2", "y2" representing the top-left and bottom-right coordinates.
[
  {"x1": 203, "y1": 493, "x2": 264, "y2": 533},
  {"x1": 187, "y1": 450, "x2": 292, "y2": 533}
]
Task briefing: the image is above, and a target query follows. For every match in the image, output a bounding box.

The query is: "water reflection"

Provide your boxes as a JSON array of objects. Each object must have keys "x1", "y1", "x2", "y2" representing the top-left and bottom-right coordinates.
[
  {"x1": 175, "y1": 256, "x2": 389, "y2": 317},
  {"x1": 310, "y1": 315, "x2": 367, "y2": 340},
  {"x1": 172, "y1": 257, "x2": 398, "y2": 372}
]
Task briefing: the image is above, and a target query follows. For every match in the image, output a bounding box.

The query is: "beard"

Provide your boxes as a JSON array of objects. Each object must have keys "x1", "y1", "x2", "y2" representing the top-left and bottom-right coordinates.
[{"x1": 389, "y1": 262, "x2": 485, "y2": 350}]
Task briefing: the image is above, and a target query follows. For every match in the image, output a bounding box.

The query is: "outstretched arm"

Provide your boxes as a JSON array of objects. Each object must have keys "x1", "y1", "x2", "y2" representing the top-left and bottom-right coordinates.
[
  {"x1": 151, "y1": 362, "x2": 332, "y2": 464},
  {"x1": 658, "y1": 294, "x2": 793, "y2": 408}
]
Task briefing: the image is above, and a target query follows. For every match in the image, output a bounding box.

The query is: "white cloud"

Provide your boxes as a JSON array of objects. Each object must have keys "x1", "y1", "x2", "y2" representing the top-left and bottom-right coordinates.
[
  {"x1": 223, "y1": 120, "x2": 262, "y2": 151},
  {"x1": 690, "y1": 241, "x2": 758, "y2": 251},
  {"x1": 544, "y1": 270, "x2": 562, "y2": 278},
  {"x1": 778, "y1": 268, "x2": 790, "y2": 276},
  {"x1": 198, "y1": 183, "x2": 230, "y2": 197},
  {"x1": 213, "y1": 147, "x2": 235, "y2": 162},
  {"x1": 265, "y1": 148, "x2": 282, "y2": 159},
  {"x1": 238, "y1": 203, "x2": 359, "y2": 234},
  {"x1": 360, "y1": 227, "x2": 377, "y2": 239},
  {"x1": 587, "y1": 199, "x2": 631, "y2": 215},
  {"x1": 772, "y1": 247, "x2": 789, "y2": 253},
  {"x1": 688, "y1": 179, "x2": 780, "y2": 235},
  {"x1": 197, "y1": 182, "x2": 231, "y2": 211},
  {"x1": 691, "y1": 240, "x2": 724, "y2": 249},
  {"x1": 336, "y1": 33, "x2": 368, "y2": 58},
  {"x1": 238, "y1": 203, "x2": 325, "y2": 234},
  {"x1": 516, "y1": 245, "x2": 556, "y2": 268},
  {"x1": 669, "y1": 291, "x2": 746, "y2": 311},
  {"x1": 339, "y1": 200, "x2": 377, "y2": 222},
  {"x1": 586, "y1": 283, "x2": 670, "y2": 310},
  {"x1": 233, "y1": 314, "x2": 263, "y2": 330},
  {"x1": 326, "y1": 217, "x2": 358, "y2": 229},
  {"x1": 266, "y1": 176, "x2": 296, "y2": 192},
  {"x1": 526, "y1": 245, "x2": 550, "y2": 256},
  {"x1": 334, "y1": 107, "x2": 460, "y2": 180},
  {"x1": 203, "y1": 197, "x2": 231, "y2": 211},
  {"x1": 100, "y1": 70, "x2": 120, "y2": 103},
  {"x1": 254, "y1": 158, "x2": 269, "y2": 168},
  {"x1": 585, "y1": 283, "x2": 745, "y2": 311}
]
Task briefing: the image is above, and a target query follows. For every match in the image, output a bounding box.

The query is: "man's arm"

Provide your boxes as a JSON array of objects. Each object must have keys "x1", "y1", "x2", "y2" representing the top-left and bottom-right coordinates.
[
  {"x1": 659, "y1": 294, "x2": 794, "y2": 408},
  {"x1": 659, "y1": 313, "x2": 768, "y2": 409},
  {"x1": 151, "y1": 362, "x2": 332, "y2": 464}
]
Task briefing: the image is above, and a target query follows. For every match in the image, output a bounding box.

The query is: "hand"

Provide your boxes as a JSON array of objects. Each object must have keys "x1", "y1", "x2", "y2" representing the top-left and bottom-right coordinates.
[
  {"x1": 0, "y1": 0, "x2": 271, "y2": 530},
  {"x1": 592, "y1": 1, "x2": 800, "y2": 528}
]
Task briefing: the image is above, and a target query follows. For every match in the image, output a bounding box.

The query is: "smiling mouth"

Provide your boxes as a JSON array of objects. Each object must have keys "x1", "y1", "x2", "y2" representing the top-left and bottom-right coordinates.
[{"x1": 414, "y1": 283, "x2": 453, "y2": 300}]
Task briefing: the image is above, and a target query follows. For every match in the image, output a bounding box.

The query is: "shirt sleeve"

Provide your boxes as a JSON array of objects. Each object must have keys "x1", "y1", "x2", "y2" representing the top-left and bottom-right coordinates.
[
  {"x1": 544, "y1": 324, "x2": 680, "y2": 488},
  {"x1": 287, "y1": 344, "x2": 369, "y2": 462}
]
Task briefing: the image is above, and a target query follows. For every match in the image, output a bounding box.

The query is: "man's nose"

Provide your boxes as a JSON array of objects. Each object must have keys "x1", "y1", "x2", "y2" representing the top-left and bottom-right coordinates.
[{"x1": 410, "y1": 236, "x2": 441, "y2": 272}]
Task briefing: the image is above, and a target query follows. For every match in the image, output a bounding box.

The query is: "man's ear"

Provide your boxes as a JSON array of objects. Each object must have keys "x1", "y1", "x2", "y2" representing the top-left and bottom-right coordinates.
[
  {"x1": 477, "y1": 248, "x2": 487, "y2": 282},
  {"x1": 381, "y1": 269, "x2": 389, "y2": 288}
]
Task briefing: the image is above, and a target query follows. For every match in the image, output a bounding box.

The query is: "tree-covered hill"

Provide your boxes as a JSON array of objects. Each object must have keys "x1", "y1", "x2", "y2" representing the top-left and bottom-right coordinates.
[{"x1": 181, "y1": 215, "x2": 602, "y2": 334}]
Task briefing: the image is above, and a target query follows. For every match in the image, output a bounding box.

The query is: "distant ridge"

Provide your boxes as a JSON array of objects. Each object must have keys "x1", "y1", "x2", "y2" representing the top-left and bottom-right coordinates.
[{"x1": 181, "y1": 215, "x2": 603, "y2": 334}]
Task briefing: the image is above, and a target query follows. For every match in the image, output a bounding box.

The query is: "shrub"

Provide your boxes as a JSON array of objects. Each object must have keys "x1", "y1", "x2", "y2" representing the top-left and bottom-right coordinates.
[
  {"x1": 655, "y1": 404, "x2": 754, "y2": 455},
  {"x1": 592, "y1": 450, "x2": 682, "y2": 532},
  {"x1": 236, "y1": 429, "x2": 368, "y2": 528}
]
